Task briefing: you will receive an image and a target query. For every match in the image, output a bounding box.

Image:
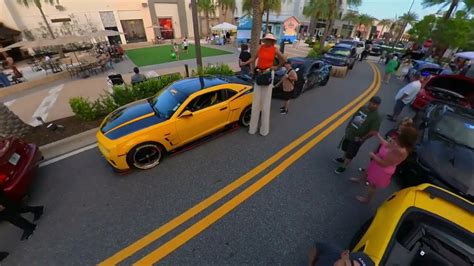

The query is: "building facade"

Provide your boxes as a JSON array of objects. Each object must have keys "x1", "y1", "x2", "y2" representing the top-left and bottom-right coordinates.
[{"x1": 0, "y1": 0, "x2": 233, "y2": 45}]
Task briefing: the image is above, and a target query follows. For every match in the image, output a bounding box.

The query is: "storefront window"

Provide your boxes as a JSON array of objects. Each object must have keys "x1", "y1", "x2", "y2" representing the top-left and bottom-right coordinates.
[
  {"x1": 159, "y1": 18, "x2": 174, "y2": 39},
  {"x1": 121, "y1": 19, "x2": 147, "y2": 43}
]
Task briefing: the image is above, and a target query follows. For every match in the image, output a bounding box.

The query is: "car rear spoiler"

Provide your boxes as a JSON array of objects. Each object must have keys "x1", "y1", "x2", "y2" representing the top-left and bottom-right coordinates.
[{"x1": 423, "y1": 186, "x2": 473, "y2": 213}]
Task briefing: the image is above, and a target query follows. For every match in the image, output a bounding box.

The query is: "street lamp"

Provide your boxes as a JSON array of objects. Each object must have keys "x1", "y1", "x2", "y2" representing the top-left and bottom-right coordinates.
[{"x1": 191, "y1": 0, "x2": 203, "y2": 68}]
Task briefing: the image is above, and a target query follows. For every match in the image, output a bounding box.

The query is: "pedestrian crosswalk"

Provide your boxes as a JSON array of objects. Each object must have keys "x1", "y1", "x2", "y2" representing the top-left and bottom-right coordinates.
[{"x1": 28, "y1": 84, "x2": 64, "y2": 126}]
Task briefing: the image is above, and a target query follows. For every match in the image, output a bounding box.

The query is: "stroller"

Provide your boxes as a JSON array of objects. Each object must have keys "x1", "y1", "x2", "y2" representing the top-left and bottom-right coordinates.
[{"x1": 106, "y1": 73, "x2": 125, "y2": 92}]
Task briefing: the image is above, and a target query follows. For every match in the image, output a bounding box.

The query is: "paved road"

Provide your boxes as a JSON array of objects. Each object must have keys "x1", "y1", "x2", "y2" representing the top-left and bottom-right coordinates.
[{"x1": 0, "y1": 59, "x2": 413, "y2": 265}]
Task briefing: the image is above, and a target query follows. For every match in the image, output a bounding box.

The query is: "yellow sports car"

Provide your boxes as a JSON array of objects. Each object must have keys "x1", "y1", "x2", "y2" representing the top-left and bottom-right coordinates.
[
  {"x1": 350, "y1": 184, "x2": 473, "y2": 265},
  {"x1": 97, "y1": 76, "x2": 253, "y2": 171}
]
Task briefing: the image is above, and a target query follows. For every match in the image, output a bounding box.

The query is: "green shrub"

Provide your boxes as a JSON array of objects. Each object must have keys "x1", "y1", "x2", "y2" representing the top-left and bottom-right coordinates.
[
  {"x1": 70, "y1": 73, "x2": 183, "y2": 121},
  {"x1": 69, "y1": 97, "x2": 99, "y2": 121},
  {"x1": 192, "y1": 63, "x2": 234, "y2": 76}
]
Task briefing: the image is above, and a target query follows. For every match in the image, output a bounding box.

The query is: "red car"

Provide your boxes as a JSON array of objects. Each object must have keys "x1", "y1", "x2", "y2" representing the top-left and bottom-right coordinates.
[
  {"x1": 412, "y1": 74, "x2": 474, "y2": 110},
  {"x1": 0, "y1": 137, "x2": 42, "y2": 202}
]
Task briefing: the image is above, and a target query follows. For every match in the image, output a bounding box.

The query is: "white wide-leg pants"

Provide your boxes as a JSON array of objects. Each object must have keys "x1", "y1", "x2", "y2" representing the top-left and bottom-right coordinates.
[{"x1": 249, "y1": 71, "x2": 274, "y2": 136}]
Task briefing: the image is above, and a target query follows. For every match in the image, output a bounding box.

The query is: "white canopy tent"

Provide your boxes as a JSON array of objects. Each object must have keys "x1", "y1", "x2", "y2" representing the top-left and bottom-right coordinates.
[{"x1": 211, "y1": 22, "x2": 237, "y2": 31}]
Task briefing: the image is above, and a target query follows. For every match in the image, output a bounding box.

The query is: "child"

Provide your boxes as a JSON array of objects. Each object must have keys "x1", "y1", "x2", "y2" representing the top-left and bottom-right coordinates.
[
  {"x1": 182, "y1": 37, "x2": 189, "y2": 54},
  {"x1": 378, "y1": 50, "x2": 387, "y2": 64},
  {"x1": 173, "y1": 42, "x2": 180, "y2": 60}
]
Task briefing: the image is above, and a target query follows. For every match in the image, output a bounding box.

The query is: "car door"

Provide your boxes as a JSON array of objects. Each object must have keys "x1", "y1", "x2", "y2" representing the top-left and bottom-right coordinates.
[{"x1": 175, "y1": 89, "x2": 230, "y2": 145}]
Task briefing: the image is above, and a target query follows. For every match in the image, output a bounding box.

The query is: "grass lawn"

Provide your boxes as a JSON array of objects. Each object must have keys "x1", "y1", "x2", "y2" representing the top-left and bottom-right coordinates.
[{"x1": 126, "y1": 44, "x2": 233, "y2": 66}]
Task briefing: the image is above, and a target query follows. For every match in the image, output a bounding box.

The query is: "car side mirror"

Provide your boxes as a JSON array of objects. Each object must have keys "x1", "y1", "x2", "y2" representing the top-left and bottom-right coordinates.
[{"x1": 180, "y1": 110, "x2": 193, "y2": 118}]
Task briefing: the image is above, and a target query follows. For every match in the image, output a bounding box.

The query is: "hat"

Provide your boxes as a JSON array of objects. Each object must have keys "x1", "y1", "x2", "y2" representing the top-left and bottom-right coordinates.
[
  {"x1": 263, "y1": 33, "x2": 277, "y2": 41},
  {"x1": 369, "y1": 96, "x2": 382, "y2": 104},
  {"x1": 349, "y1": 252, "x2": 375, "y2": 266}
]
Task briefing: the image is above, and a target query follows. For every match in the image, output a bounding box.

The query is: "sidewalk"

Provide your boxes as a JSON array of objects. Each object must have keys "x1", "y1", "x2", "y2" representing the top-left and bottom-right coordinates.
[{"x1": 2, "y1": 44, "x2": 310, "y2": 126}]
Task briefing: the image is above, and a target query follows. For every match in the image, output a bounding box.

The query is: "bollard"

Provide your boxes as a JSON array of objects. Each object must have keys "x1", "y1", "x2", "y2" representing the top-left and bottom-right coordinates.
[{"x1": 185, "y1": 64, "x2": 189, "y2": 77}]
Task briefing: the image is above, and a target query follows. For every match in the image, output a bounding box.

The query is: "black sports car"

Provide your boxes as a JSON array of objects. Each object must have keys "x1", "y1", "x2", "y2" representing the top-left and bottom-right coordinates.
[
  {"x1": 272, "y1": 57, "x2": 331, "y2": 99},
  {"x1": 396, "y1": 103, "x2": 474, "y2": 201},
  {"x1": 369, "y1": 45, "x2": 382, "y2": 56}
]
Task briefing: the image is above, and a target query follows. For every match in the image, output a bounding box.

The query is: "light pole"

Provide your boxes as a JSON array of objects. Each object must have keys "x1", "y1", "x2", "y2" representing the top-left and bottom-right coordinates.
[{"x1": 191, "y1": 0, "x2": 203, "y2": 69}]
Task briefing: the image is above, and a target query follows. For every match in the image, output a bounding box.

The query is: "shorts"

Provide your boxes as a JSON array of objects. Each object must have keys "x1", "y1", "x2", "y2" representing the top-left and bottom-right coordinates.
[
  {"x1": 184, "y1": 46, "x2": 188, "y2": 50},
  {"x1": 339, "y1": 137, "x2": 363, "y2": 160},
  {"x1": 282, "y1": 91, "x2": 294, "y2": 100}
]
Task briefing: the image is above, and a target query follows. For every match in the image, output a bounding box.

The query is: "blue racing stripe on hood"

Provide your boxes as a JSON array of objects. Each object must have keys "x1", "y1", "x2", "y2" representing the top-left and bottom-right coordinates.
[
  {"x1": 102, "y1": 100, "x2": 154, "y2": 133},
  {"x1": 105, "y1": 115, "x2": 165, "y2": 140}
]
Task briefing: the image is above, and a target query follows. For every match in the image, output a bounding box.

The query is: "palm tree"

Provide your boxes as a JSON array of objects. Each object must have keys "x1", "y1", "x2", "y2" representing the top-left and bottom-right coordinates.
[
  {"x1": 16, "y1": 0, "x2": 58, "y2": 39},
  {"x1": 377, "y1": 19, "x2": 393, "y2": 38},
  {"x1": 217, "y1": 0, "x2": 236, "y2": 22},
  {"x1": 395, "y1": 11, "x2": 418, "y2": 43},
  {"x1": 245, "y1": 0, "x2": 263, "y2": 56},
  {"x1": 422, "y1": 0, "x2": 462, "y2": 20},
  {"x1": 0, "y1": 103, "x2": 31, "y2": 138},
  {"x1": 357, "y1": 14, "x2": 375, "y2": 39},
  {"x1": 304, "y1": 0, "x2": 331, "y2": 35},
  {"x1": 197, "y1": 0, "x2": 216, "y2": 36}
]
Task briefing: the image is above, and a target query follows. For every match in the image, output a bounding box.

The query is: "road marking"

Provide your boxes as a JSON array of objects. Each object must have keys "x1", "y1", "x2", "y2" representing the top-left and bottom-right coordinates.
[
  {"x1": 99, "y1": 63, "x2": 380, "y2": 265},
  {"x1": 29, "y1": 84, "x2": 64, "y2": 126},
  {"x1": 134, "y1": 65, "x2": 382, "y2": 264},
  {"x1": 3, "y1": 100, "x2": 16, "y2": 107},
  {"x1": 39, "y1": 143, "x2": 97, "y2": 168}
]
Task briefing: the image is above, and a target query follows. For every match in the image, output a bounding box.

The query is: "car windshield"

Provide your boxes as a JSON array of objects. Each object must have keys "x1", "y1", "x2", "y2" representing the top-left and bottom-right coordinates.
[
  {"x1": 328, "y1": 47, "x2": 350, "y2": 57},
  {"x1": 150, "y1": 87, "x2": 188, "y2": 119},
  {"x1": 432, "y1": 114, "x2": 474, "y2": 149}
]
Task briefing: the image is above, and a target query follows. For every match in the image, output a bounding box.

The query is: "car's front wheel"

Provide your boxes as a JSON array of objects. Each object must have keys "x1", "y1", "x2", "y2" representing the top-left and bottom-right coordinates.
[
  {"x1": 319, "y1": 75, "x2": 330, "y2": 86},
  {"x1": 303, "y1": 75, "x2": 318, "y2": 91},
  {"x1": 239, "y1": 106, "x2": 252, "y2": 127},
  {"x1": 127, "y1": 142, "x2": 164, "y2": 170}
]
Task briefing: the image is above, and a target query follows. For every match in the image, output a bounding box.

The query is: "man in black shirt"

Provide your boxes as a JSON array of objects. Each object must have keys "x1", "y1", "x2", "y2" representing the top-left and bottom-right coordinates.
[
  {"x1": 239, "y1": 44, "x2": 252, "y2": 76},
  {"x1": 0, "y1": 190, "x2": 44, "y2": 240}
]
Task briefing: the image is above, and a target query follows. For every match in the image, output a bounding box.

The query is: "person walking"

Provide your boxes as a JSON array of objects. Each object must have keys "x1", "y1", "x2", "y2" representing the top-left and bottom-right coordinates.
[
  {"x1": 383, "y1": 55, "x2": 399, "y2": 84},
  {"x1": 396, "y1": 58, "x2": 412, "y2": 80},
  {"x1": 334, "y1": 96, "x2": 382, "y2": 174},
  {"x1": 182, "y1": 37, "x2": 189, "y2": 54},
  {"x1": 274, "y1": 61, "x2": 297, "y2": 114},
  {"x1": 241, "y1": 33, "x2": 285, "y2": 136},
  {"x1": 173, "y1": 42, "x2": 180, "y2": 60},
  {"x1": 349, "y1": 127, "x2": 418, "y2": 203},
  {"x1": 239, "y1": 44, "x2": 252, "y2": 76},
  {"x1": 0, "y1": 190, "x2": 44, "y2": 240},
  {"x1": 387, "y1": 73, "x2": 424, "y2": 122}
]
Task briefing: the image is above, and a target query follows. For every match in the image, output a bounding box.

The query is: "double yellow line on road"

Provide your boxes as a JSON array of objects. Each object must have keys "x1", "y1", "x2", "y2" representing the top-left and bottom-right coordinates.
[{"x1": 100, "y1": 63, "x2": 382, "y2": 265}]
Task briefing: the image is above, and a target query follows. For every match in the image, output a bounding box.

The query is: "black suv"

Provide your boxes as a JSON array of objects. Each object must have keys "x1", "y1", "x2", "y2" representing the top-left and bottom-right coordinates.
[
  {"x1": 397, "y1": 102, "x2": 474, "y2": 200},
  {"x1": 322, "y1": 44, "x2": 357, "y2": 69}
]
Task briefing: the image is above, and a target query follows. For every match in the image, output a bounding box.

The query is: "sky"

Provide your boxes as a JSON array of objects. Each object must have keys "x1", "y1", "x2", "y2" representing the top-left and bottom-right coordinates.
[{"x1": 354, "y1": 0, "x2": 441, "y2": 20}]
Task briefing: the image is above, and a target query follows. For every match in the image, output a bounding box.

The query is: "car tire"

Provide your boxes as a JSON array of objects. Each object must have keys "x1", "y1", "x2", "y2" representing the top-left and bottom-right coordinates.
[
  {"x1": 348, "y1": 62, "x2": 355, "y2": 70},
  {"x1": 127, "y1": 142, "x2": 165, "y2": 170},
  {"x1": 348, "y1": 217, "x2": 374, "y2": 251},
  {"x1": 239, "y1": 106, "x2": 252, "y2": 127},
  {"x1": 303, "y1": 75, "x2": 318, "y2": 91},
  {"x1": 319, "y1": 75, "x2": 330, "y2": 86}
]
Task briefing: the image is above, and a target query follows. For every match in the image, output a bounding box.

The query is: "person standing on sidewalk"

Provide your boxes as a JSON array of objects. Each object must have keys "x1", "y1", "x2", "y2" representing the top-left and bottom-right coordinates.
[
  {"x1": 241, "y1": 33, "x2": 285, "y2": 136},
  {"x1": 383, "y1": 55, "x2": 398, "y2": 84},
  {"x1": 274, "y1": 61, "x2": 297, "y2": 114},
  {"x1": 239, "y1": 44, "x2": 252, "y2": 76},
  {"x1": 334, "y1": 96, "x2": 382, "y2": 174},
  {"x1": 387, "y1": 73, "x2": 423, "y2": 122},
  {"x1": 0, "y1": 190, "x2": 44, "y2": 240}
]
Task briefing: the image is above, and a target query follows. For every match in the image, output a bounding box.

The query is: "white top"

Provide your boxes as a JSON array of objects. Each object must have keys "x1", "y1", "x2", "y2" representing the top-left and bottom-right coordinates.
[
  {"x1": 395, "y1": 80, "x2": 422, "y2": 104},
  {"x1": 183, "y1": 40, "x2": 188, "y2": 47}
]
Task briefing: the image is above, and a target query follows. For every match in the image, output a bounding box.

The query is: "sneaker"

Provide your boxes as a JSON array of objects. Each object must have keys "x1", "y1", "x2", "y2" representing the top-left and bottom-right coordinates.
[
  {"x1": 334, "y1": 167, "x2": 346, "y2": 174},
  {"x1": 280, "y1": 109, "x2": 288, "y2": 114},
  {"x1": 358, "y1": 167, "x2": 365, "y2": 172},
  {"x1": 333, "y1": 158, "x2": 344, "y2": 164}
]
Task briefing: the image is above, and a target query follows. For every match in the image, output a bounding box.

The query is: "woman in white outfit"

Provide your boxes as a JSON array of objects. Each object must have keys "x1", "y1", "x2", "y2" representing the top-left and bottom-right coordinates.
[{"x1": 241, "y1": 33, "x2": 285, "y2": 136}]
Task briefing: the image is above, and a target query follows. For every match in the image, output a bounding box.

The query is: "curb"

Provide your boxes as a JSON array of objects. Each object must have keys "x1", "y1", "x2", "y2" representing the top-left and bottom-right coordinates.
[{"x1": 39, "y1": 127, "x2": 98, "y2": 161}]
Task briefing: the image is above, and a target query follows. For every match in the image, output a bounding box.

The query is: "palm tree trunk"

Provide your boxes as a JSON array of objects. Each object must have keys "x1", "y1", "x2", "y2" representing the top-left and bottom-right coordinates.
[
  {"x1": 265, "y1": 10, "x2": 270, "y2": 33},
  {"x1": 320, "y1": 19, "x2": 334, "y2": 49},
  {"x1": 250, "y1": 0, "x2": 263, "y2": 59},
  {"x1": 0, "y1": 103, "x2": 32, "y2": 138},
  {"x1": 206, "y1": 12, "x2": 210, "y2": 36},
  {"x1": 444, "y1": 0, "x2": 459, "y2": 20},
  {"x1": 38, "y1": 6, "x2": 55, "y2": 39}
]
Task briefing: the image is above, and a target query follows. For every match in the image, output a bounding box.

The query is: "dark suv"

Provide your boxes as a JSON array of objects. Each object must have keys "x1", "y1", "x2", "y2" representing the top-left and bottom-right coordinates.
[
  {"x1": 396, "y1": 102, "x2": 474, "y2": 200},
  {"x1": 322, "y1": 44, "x2": 357, "y2": 70}
]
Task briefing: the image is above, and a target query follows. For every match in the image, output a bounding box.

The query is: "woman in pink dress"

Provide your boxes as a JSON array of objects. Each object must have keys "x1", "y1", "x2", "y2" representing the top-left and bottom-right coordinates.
[{"x1": 350, "y1": 127, "x2": 418, "y2": 203}]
